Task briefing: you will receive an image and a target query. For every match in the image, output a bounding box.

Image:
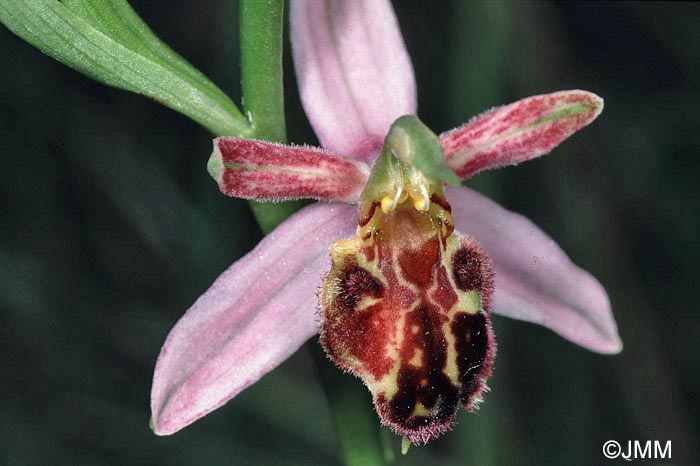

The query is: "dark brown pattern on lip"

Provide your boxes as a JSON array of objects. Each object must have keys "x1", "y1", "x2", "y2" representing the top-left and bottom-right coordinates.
[
  {"x1": 377, "y1": 304, "x2": 458, "y2": 441},
  {"x1": 376, "y1": 307, "x2": 494, "y2": 443},
  {"x1": 452, "y1": 312, "x2": 495, "y2": 411}
]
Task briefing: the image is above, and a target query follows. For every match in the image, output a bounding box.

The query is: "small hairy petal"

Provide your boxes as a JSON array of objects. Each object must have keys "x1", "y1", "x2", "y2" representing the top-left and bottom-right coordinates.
[
  {"x1": 150, "y1": 203, "x2": 357, "y2": 435},
  {"x1": 447, "y1": 186, "x2": 622, "y2": 354},
  {"x1": 209, "y1": 137, "x2": 369, "y2": 203},
  {"x1": 291, "y1": 0, "x2": 417, "y2": 163},
  {"x1": 442, "y1": 90, "x2": 604, "y2": 179}
]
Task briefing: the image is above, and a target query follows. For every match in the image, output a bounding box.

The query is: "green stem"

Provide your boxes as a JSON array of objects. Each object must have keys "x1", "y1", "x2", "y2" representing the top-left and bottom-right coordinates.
[
  {"x1": 248, "y1": 199, "x2": 310, "y2": 235},
  {"x1": 240, "y1": 0, "x2": 287, "y2": 142},
  {"x1": 309, "y1": 344, "x2": 390, "y2": 466}
]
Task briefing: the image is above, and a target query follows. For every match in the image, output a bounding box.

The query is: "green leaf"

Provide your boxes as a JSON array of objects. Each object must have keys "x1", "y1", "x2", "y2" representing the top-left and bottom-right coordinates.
[{"x1": 0, "y1": 0, "x2": 252, "y2": 137}]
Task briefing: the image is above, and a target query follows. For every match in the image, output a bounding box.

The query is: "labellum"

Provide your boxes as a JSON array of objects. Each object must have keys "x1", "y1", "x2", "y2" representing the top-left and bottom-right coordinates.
[{"x1": 320, "y1": 117, "x2": 496, "y2": 445}]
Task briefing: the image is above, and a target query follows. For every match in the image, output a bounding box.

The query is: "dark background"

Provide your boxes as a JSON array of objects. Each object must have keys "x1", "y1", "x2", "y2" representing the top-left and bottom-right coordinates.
[{"x1": 1, "y1": 1, "x2": 698, "y2": 465}]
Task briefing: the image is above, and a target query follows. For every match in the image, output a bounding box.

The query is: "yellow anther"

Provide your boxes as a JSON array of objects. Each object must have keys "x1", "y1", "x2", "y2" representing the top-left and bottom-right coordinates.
[
  {"x1": 381, "y1": 196, "x2": 394, "y2": 214},
  {"x1": 420, "y1": 182, "x2": 430, "y2": 206},
  {"x1": 409, "y1": 182, "x2": 430, "y2": 211},
  {"x1": 398, "y1": 189, "x2": 408, "y2": 204},
  {"x1": 374, "y1": 170, "x2": 432, "y2": 213},
  {"x1": 412, "y1": 196, "x2": 427, "y2": 211},
  {"x1": 380, "y1": 185, "x2": 406, "y2": 213}
]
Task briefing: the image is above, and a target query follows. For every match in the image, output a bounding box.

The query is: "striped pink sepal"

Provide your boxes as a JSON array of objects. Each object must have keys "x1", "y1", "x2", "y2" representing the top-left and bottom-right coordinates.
[
  {"x1": 208, "y1": 137, "x2": 370, "y2": 203},
  {"x1": 441, "y1": 90, "x2": 604, "y2": 179}
]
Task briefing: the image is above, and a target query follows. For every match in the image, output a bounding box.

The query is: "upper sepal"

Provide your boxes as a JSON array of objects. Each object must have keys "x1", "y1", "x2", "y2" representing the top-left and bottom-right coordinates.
[
  {"x1": 209, "y1": 137, "x2": 369, "y2": 203},
  {"x1": 386, "y1": 116, "x2": 460, "y2": 186},
  {"x1": 441, "y1": 90, "x2": 604, "y2": 179},
  {"x1": 290, "y1": 0, "x2": 417, "y2": 162}
]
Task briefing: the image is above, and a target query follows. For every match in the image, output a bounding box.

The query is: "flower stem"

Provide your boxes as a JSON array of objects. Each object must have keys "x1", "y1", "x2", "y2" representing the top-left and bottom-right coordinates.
[
  {"x1": 240, "y1": 0, "x2": 286, "y2": 142},
  {"x1": 248, "y1": 199, "x2": 309, "y2": 234},
  {"x1": 309, "y1": 344, "x2": 390, "y2": 466}
]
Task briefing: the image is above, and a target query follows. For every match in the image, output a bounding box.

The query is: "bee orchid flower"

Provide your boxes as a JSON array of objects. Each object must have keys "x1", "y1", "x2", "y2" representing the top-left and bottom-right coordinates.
[{"x1": 150, "y1": 0, "x2": 621, "y2": 444}]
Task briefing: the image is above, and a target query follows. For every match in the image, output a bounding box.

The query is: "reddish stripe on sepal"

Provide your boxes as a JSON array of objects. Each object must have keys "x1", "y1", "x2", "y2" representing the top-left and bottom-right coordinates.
[
  {"x1": 441, "y1": 90, "x2": 603, "y2": 179},
  {"x1": 209, "y1": 137, "x2": 369, "y2": 203}
]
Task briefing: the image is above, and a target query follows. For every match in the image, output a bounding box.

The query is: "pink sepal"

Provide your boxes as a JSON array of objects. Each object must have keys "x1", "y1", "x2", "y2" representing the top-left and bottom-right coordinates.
[
  {"x1": 150, "y1": 203, "x2": 357, "y2": 435},
  {"x1": 442, "y1": 90, "x2": 604, "y2": 179},
  {"x1": 447, "y1": 186, "x2": 622, "y2": 354},
  {"x1": 209, "y1": 137, "x2": 369, "y2": 203},
  {"x1": 291, "y1": 0, "x2": 417, "y2": 163}
]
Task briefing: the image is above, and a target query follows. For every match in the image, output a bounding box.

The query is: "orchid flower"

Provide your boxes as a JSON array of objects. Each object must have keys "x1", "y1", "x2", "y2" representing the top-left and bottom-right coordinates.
[{"x1": 151, "y1": 0, "x2": 621, "y2": 446}]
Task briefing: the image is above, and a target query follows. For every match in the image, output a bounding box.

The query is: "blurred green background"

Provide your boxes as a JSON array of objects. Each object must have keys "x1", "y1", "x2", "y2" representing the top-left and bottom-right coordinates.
[{"x1": 1, "y1": 1, "x2": 698, "y2": 465}]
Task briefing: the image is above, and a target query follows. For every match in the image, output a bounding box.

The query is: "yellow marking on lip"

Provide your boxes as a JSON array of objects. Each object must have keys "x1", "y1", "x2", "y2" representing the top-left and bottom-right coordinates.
[
  {"x1": 329, "y1": 237, "x2": 359, "y2": 265},
  {"x1": 424, "y1": 231, "x2": 461, "y2": 308},
  {"x1": 356, "y1": 296, "x2": 383, "y2": 312},
  {"x1": 373, "y1": 358, "x2": 401, "y2": 400},
  {"x1": 451, "y1": 289, "x2": 481, "y2": 315},
  {"x1": 425, "y1": 231, "x2": 484, "y2": 316},
  {"x1": 441, "y1": 319, "x2": 460, "y2": 386},
  {"x1": 411, "y1": 402, "x2": 432, "y2": 417},
  {"x1": 337, "y1": 351, "x2": 364, "y2": 376},
  {"x1": 408, "y1": 348, "x2": 423, "y2": 367},
  {"x1": 410, "y1": 399, "x2": 443, "y2": 418},
  {"x1": 357, "y1": 243, "x2": 387, "y2": 287}
]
